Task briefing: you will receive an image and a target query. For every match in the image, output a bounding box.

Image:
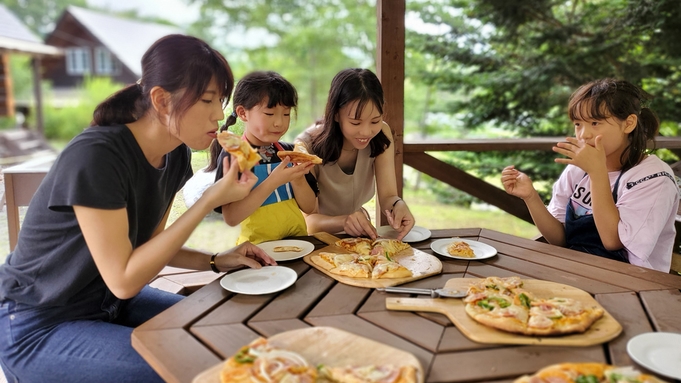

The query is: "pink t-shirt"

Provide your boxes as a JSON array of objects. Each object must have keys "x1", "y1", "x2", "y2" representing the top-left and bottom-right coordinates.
[{"x1": 547, "y1": 155, "x2": 679, "y2": 272}]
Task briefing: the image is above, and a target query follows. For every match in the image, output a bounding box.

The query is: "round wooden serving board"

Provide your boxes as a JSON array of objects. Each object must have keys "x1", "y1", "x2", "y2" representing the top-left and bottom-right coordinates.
[
  {"x1": 303, "y1": 232, "x2": 443, "y2": 288},
  {"x1": 192, "y1": 326, "x2": 424, "y2": 383},
  {"x1": 386, "y1": 278, "x2": 622, "y2": 346}
]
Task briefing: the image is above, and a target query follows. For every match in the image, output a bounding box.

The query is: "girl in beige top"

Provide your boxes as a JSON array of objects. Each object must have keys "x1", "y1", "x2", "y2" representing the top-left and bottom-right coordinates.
[{"x1": 298, "y1": 68, "x2": 415, "y2": 240}]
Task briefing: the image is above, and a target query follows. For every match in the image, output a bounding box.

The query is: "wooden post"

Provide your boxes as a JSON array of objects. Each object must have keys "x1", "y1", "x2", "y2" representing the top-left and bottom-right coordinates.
[
  {"x1": 376, "y1": 0, "x2": 405, "y2": 225},
  {"x1": 0, "y1": 53, "x2": 15, "y2": 117},
  {"x1": 32, "y1": 57, "x2": 44, "y2": 134}
]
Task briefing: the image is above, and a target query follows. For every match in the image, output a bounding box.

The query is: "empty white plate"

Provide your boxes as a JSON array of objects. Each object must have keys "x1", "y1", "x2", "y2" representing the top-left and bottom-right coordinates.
[
  {"x1": 430, "y1": 238, "x2": 497, "y2": 260},
  {"x1": 377, "y1": 225, "x2": 432, "y2": 242},
  {"x1": 256, "y1": 239, "x2": 315, "y2": 261},
  {"x1": 627, "y1": 332, "x2": 681, "y2": 380},
  {"x1": 220, "y1": 266, "x2": 297, "y2": 295}
]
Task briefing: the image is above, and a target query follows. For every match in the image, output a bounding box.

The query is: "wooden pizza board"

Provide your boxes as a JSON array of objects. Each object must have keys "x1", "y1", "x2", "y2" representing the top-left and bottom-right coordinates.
[
  {"x1": 303, "y1": 232, "x2": 442, "y2": 288},
  {"x1": 192, "y1": 326, "x2": 424, "y2": 383},
  {"x1": 386, "y1": 278, "x2": 622, "y2": 346}
]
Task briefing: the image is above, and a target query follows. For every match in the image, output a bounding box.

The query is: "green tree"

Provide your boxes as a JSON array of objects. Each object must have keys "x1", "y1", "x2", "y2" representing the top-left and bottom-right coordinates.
[
  {"x1": 187, "y1": 0, "x2": 377, "y2": 137},
  {"x1": 407, "y1": 0, "x2": 681, "y2": 199},
  {"x1": 2, "y1": 0, "x2": 86, "y2": 36}
]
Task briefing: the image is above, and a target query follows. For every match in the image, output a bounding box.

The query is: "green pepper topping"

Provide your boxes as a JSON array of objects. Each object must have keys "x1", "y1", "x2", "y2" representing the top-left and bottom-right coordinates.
[
  {"x1": 234, "y1": 348, "x2": 255, "y2": 363},
  {"x1": 488, "y1": 296, "x2": 511, "y2": 308},
  {"x1": 575, "y1": 374, "x2": 599, "y2": 383},
  {"x1": 384, "y1": 252, "x2": 393, "y2": 262},
  {"x1": 519, "y1": 293, "x2": 531, "y2": 309},
  {"x1": 486, "y1": 284, "x2": 499, "y2": 290},
  {"x1": 477, "y1": 299, "x2": 494, "y2": 310}
]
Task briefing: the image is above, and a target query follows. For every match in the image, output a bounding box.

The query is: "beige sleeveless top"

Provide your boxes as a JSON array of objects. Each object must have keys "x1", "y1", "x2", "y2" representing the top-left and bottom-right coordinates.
[{"x1": 298, "y1": 128, "x2": 376, "y2": 216}]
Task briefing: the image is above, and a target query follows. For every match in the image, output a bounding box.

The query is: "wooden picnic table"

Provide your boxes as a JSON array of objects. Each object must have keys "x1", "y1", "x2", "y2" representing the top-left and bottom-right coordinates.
[{"x1": 131, "y1": 228, "x2": 681, "y2": 383}]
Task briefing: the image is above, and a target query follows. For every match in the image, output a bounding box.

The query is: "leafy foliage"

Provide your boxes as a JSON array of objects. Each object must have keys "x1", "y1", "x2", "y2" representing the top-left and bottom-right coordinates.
[{"x1": 407, "y1": 0, "x2": 681, "y2": 199}]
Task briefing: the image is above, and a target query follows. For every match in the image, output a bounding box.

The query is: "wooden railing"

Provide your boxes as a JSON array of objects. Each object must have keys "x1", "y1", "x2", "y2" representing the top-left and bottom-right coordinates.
[{"x1": 400, "y1": 136, "x2": 681, "y2": 224}]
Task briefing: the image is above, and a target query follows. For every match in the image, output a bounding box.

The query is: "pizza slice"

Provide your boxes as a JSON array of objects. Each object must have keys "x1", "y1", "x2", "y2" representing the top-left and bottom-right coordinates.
[
  {"x1": 217, "y1": 130, "x2": 261, "y2": 172},
  {"x1": 371, "y1": 239, "x2": 411, "y2": 258},
  {"x1": 320, "y1": 364, "x2": 418, "y2": 383},
  {"x1": 371, "y1": 259, "x2": 413, "y2": 279},
  {"x1": 447, "y1": 241, "x2": 475, "y2": 258},
  {"x1": 273, "y1": 246, "x2": 303, "y2": 252},
  {"x1": 310, "y1": 252, "x2": 372, "y2": 278},
  {"x1": 514, "y1": 363, "x2": 668, "y2": 383},
  {"x1": 220, "y1": 338, "x2": 318, "y2": 383},
  {"x1": 277, "y1": 142, "x2": 323, "y2": 164},
  {"x1": 335, "y1": 238, "x2": 373, "y2": 255}
]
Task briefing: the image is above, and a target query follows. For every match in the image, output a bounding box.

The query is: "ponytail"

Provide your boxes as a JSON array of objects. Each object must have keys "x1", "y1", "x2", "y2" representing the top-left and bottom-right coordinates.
[
  {"x1": 206, "y1": 113, "x2": 238, "y2": 172},
  {"x1": 91, "y1": 84, "x2": 148, "y2": 127}
]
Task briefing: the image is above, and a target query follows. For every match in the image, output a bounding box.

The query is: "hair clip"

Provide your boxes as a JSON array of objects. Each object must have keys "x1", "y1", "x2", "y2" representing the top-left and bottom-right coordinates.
[
  {"x1": 135, "y1": 78, "x2": 142, "y2": 85},
  {"x1": 231, "y1": 111, "x2": 237, "y2": 118}
]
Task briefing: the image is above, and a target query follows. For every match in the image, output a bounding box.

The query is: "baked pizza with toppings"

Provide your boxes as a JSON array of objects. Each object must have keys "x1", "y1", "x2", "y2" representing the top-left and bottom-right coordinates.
[
  {"x1": 220, "y1": 337, "x2": 417, "y2": 383},
  {"x1": 447, "y1": 241, "x2": 475, "y2": 258},
  {"x1": 217, "y1": 130, "x2": 261, "y2": 172},
  {"x1": 514, "y1": 362, "x2": 667, "y2": 383},
  {"x1": 277, "y1": 142, "x2": 323, "y2": 164},
  {"x1": 311, "y1": 252, "x2": 412, "y2": 279},
  {"x1": 463, "y1": 277, "x2": 604, "y2": 336}
]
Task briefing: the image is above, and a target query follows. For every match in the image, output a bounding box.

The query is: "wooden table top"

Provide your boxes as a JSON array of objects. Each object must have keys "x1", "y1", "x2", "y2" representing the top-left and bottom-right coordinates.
[{"x1": 132, "y1": 229, "x2": 681, "y2": 383}]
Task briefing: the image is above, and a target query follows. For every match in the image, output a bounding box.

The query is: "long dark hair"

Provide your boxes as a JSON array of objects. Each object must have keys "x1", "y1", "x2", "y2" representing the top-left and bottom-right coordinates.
[
  {"x1": 568, "y1": 78, "x2": 659, "y2": 172},
  {"x1": 207, "y1": 71, "x2": 298, "y2": 171},
  {"x1": 309, "y1": 68, "x2": 390, "y2": 164},
  {"x1": 92, "y1": 34, "x2": 234, "y2": 131}
]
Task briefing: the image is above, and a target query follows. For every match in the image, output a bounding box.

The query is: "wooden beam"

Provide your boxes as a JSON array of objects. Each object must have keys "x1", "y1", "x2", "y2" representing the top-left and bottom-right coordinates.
[
  {"x1": 376, "y1": 0, "x2": 405, "y2": 225},
  {"x1": 32, "y1": 57, "x2": 44, "y2": 134},
  {"x1": 403, "y1": 152, "x2": 533, "y2": 223},
  {"x1": 0, "y1": 53, "x2": 15, "y2": 117}
]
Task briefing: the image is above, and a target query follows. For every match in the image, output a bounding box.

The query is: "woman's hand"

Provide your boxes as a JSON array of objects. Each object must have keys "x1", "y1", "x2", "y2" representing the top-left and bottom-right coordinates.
[
  {"x1": 344, "y1": 209, "x2": 378, "y2": 240},
  {"x1": 384, "y1": 200, "x2": 415, "y2": 241},
  {"x1": 204, "y1": 155, "x2": 258, "y2": 207},
  {"x1": 501, "y1": 165, "x2": 537, "y2": 201},
  {"x1": 214, "y1": 242, "x2": 277, "y2": 271}
]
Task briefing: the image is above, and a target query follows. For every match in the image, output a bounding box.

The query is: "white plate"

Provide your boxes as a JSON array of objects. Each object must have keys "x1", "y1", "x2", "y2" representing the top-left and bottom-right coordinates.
[
  {"x1": 256, "y1": 239, "x2": 315, "y2": 261},
  {"x1": 627, "y1": 332, "x2": 681, "y2": 380},
  {"x1": 219, "y1": 266, "x2": 297, "y2": 295},
  {"x1": 429, "y1": 238, "x2": 497, "y2": 260},
  {"x1": 377, "y1": 225, "x2": 432, "y2": 243}
]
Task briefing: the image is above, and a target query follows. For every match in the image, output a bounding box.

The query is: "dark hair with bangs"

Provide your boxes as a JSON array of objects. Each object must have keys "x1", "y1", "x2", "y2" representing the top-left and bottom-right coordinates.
[
  {"x1": 309, "y1": 68, "x2": 390, "y2": 164},
  {"x1": 207, "y1": 71, "x2": 298, "y2": 171},
  {"x1": 567, "y1": 78, "x2": 660, "y2": 172},
  {"x1": 92, "y1": 34, "x2": 234, "y2": 129}
]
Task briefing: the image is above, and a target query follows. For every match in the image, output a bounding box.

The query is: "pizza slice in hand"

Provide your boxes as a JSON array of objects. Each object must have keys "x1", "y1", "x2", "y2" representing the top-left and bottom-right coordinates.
[
  {"x1": 277, "y1": 142, "x2": 323, "y2": 164},
  {"x1": 217, "y1": 130, "x2": 261, "y2": 172}
]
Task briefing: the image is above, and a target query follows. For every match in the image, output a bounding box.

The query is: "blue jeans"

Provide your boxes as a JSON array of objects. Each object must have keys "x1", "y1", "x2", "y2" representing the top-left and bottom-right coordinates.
[{"x1": 0, "y1": 286, "x2": 183, "y2": 383}]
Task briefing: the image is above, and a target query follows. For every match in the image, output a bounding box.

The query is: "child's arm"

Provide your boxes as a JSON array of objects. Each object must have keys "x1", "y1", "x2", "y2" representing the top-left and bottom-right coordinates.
[
  {"x1": 501, "y1": 165, "x2": 566, "y2": 245},
  {"x1": 304, "y1": 202, "x2": 377, "y2": 239},
  {"x1": 221, "y1": 160, "x2": 313, "y2": 225},
  {"x1": 587, "y1": 169, "x2": 623, "y2": 250},
  {"x1": 290, "y1": 167, "x2": 316, "y2": 213}
]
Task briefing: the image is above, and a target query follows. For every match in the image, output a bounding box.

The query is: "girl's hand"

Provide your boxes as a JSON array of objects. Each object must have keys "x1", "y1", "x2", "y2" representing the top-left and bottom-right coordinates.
[
  {"x1": 204, "y1": 156, "x2": 258, "y2": 207},
  {"x1": 383, "y1": 200, "x2": 415, "y2": 241},
  {"x1": 501, "y1": 165, "x2": 536, "y2": 200},
  {"x1": 344, "y1": 209, "x2": 378, "y2": 240},
  {"x1": 269, "y1": 158, "x2": 315, "y2": 185},
  {"x1": 214, "y1": 241, "x2": 277, "y2": 271},
  {"x1": 553, "y1": 136, "x2": 607, "y2": 174}
]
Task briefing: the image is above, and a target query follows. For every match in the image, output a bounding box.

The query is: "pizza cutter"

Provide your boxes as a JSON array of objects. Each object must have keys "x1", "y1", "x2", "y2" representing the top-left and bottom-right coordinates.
[{"x1": 376, "y1": 286, "x2": 467, "y2": 298}]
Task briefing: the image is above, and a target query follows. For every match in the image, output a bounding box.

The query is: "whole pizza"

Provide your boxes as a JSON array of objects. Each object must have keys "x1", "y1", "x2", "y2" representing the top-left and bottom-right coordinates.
[
  {"x1": 310, "y1": 238, "x2": 414, "y2": 279},
  {"x1": 220, "y1": 337, "x2": 417, "y2": 383},
  {"x1": 514, "y1": 362, "x2": 667, "y2": 383},
  {"x1": 463, "y1": 276, "x2": 604, "y2": 336}
]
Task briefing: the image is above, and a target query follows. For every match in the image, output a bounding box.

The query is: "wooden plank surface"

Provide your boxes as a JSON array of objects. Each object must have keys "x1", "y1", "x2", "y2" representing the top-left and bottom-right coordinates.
[{"x1": 131, "y1": 230, "x2": 681, "y2": 383}]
